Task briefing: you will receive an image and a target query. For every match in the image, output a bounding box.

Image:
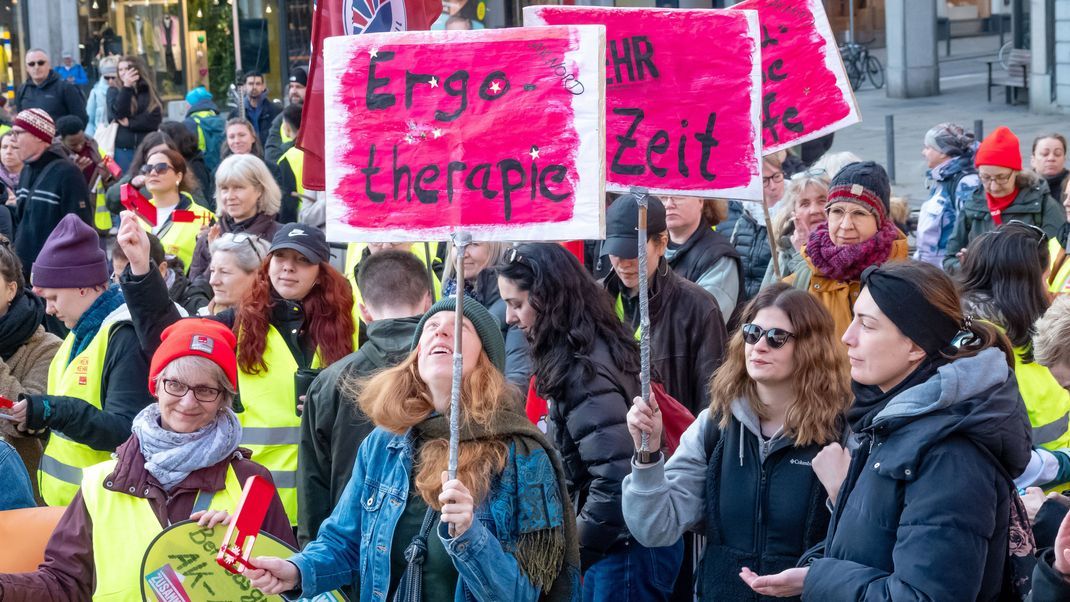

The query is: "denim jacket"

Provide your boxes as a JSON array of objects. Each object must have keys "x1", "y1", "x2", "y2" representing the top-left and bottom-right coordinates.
[
  {"x1": 289, "y1": 427, "x2": 549, "y2": 602},
  {"x1": 0, "y1": 440, "x2": 35, "y2": 511}
]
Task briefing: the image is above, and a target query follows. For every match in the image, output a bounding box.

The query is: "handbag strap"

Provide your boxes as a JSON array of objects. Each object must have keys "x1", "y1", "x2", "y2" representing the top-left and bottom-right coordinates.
[{"x1": 392, "y1": 505, "x2": 440, "y2": 602}]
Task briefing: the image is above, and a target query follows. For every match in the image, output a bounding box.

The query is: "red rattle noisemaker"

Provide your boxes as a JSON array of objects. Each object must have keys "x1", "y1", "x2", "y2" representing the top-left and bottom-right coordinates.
[{"x1": 216, "y1": 475, "x2": 275, "y2": 575}]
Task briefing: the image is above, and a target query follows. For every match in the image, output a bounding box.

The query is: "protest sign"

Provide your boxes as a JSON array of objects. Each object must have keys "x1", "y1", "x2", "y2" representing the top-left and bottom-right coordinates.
[
  {"x1": 322, "y1": 26, "x2": 606, "y2": 243},
  {"x1": 524, "y1": 6, "x2": 763, "y2": 200},
  {"x1": 731, "y1": 0, "x2": 860, "y2": 155}
]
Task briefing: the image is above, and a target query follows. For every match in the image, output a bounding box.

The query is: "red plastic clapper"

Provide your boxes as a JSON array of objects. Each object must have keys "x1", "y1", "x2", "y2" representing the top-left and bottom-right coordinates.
[
  {"x1": 215, "y1": 475, "x2": 275, "y2": 575},
  {"x1": 120, "y1": 183, "x2": 157, "y2": 227},
  {"x1": 0, "y1": 396, "x2": 13, "y2": 410}
]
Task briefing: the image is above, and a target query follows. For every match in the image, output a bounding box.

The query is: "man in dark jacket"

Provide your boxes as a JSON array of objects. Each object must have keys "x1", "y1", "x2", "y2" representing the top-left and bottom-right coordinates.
[
  {"x1": 297, "y1": 250, "x2": 432, "y2": 545},
  {"x1": 265, "y1": 66, "x2": 306, "y2": 166},
  {"x1": 10, "y1": 109, "x2": 93, "y2": 281},
  {"x1": 663, "y1": 195, "x2": 742, "y2": 322},
  {"x1": 229, "y1": 71, "x2": 280, "y2": 145},
  {"x1": 15, "y1": 49, "x2": 87, "y2": 125},
  {"x1": 602, "y1": 194, "x2": 727, "y2": 415}
]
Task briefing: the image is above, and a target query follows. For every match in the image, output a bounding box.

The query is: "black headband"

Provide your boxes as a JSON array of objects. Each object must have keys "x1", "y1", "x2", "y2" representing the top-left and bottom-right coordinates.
[{"x1": 860, "y1": 265, "x2": 961, "y2": 356}]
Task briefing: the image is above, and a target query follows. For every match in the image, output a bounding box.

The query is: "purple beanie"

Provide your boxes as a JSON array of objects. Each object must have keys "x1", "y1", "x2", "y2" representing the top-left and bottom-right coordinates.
[{"x1": 32, "y1": 214, "x2": 109, "y2": 288}]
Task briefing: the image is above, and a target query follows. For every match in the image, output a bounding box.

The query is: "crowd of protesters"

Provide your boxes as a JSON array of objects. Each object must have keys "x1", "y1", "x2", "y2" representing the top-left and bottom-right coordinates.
[{"x1": 0, "y1": 47, "x2": 1069, "y2": 602}]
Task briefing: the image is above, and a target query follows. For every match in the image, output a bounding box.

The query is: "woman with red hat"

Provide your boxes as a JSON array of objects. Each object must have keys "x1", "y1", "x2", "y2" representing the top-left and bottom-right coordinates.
[
  {"x1": 0, "y1": 318, "x2": 294, "y2": 601},
  {"x1": 943, "y1": 125, "x2": 1064, "y2": 272},
  {"x1": 116, "y1": 209, "x2": 355, "y2": 525}
]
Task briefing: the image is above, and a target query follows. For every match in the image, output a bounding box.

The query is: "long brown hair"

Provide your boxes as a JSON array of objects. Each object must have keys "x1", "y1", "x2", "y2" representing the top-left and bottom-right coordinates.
[
  {"x1": 352, "y1": 350, "x2": 510, "y2": 509},
  {"x1": 233, "y1": 258, "x2": 355, "y2": 373},
  {"x1": 146, "y1": 147, "x2": 197, "y2": 197},
  {"x1": 118, "y1": 55, "x2": 162, "y2": 115},
  {"x1": 884, "y1": 260, "x2": 1014, "y2": 366},
  {"x1": 709, "y1": 283, "x2": 850, "y2": 446}
]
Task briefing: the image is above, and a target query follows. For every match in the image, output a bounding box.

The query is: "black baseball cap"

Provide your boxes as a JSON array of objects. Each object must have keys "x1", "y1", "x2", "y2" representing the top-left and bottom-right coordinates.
[
  {"x1": 600, "y1": 193, "x2": 667, "y2": 259},
  {"x1": 270, "y1": 223, "x2": 329, "y2": 263}
]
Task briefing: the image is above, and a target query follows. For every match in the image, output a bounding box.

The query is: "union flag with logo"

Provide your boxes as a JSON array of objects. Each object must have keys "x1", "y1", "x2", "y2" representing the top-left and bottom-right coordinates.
[{"x1": 298, "y1": 0, "x2": 442, "y2": 191}]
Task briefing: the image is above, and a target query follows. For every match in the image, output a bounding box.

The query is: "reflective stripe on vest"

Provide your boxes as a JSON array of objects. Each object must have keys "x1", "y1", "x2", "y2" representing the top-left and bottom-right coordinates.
[
  {"x1": 1014, "y1": 344, "x2": 1070, "y2": 450},
  {"x1": 81, "y1": 458, "x2": 243, "y2": 601},
  {"x1": 141, "y1": 192, "x2": 213, "y2": 274},
  {"x1": 278, "y1": 145, "x2": 305, "y2": 200},
  {"x1": 236, "y1": 325, "x2": 314, "y2": 524},
  {"x1": 344, "y1": 242, "x2": 442, "y2": 345},
  {"x1": 40, "y1": 315, "x2": 127, "y2": 506}
]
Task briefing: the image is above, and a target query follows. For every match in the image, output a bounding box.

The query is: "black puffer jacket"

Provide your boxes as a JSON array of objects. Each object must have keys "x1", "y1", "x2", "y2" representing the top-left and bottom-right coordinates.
[
  {"x1": 109, "y1": 82, "x2": 163, "y2": 150},
  {"x1": 718, "y1": 202, "x2": 772, "y2": 300},
  {"x1": 546, "y1": 336, "x2": 639, "y2": 565},
  {"x1": 605, "y1": 261, "x2": 726, "y2": 415},
  {"x1": 15, "y1": 70, "x2": 87, "y2": 124},
  {"x1": 804, "y1": 348, "x2": 1033, "y2": 601}
]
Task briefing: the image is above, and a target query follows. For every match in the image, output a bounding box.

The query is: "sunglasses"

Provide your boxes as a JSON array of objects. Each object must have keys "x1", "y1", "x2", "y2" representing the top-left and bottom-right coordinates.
[
  {"x1": 506, "y1": 247, "x2": 539, "y2": 276},
  {"x1": 220, "y1": 232, "x2": 264, "y2": 260},
  {"x1": 994, "y1": 219, "x2": 1047, "y2": 248},
  {"x1": 103, "y1": 75, "x2": 117, "y2": 81},
  {"x1": 741, "y1": 323, "x2": 796, "y2": 348},
  {"x1": 791, "y1": 167, "x2": 829, "y2": 181},
  {"x1": 140, "y1": 162, "x2": 174, "y2": 176},
  {"x1": 26, "y1": 61, "x2": 46, "y2": 67}
]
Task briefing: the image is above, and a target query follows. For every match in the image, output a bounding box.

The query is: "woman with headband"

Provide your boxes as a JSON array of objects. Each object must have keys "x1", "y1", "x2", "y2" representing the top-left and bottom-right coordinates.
[{"x1": 740, "y1": 260, "x2": 1032, "y2": 600}]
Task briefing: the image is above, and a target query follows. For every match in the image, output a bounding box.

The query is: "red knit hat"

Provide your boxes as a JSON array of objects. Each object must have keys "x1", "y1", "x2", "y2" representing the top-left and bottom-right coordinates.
[
  {"x1": 975, "y1": 126, "x2": 1022, "y2": 170},
  {"x1": 12, "y1": 108, "x2": 55, "y2": 145},
  {"x1": 148, "y1": 319, "x2": 238, "y2": 396}
]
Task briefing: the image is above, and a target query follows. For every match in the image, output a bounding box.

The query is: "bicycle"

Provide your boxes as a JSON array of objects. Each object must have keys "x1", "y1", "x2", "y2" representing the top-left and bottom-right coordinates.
[{"x1": 838, "y1": 40, "x2": 885, "y2": 91}]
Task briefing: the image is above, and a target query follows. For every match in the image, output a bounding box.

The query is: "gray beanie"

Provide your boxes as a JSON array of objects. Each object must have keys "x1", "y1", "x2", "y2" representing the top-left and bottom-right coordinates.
[{"x1": 411, "y1": 296, "x2": 506, "y2": 372}]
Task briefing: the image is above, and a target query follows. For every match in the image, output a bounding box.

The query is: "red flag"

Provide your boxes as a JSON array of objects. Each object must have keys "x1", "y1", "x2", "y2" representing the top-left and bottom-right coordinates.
[{"x1": 297, "y1": 0, "x2": 442, "y2": 191}]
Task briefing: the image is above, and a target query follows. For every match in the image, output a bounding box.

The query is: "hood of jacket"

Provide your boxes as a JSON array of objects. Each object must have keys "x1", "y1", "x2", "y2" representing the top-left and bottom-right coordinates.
[
  {"x1": 868, "y1": 347, "x2": 1032, "y2": 478},
  {"x1": 185, "y1": 99, "x2": 219, "y2": 116},
  {"x1": 929, "y1": 151, "x2": 977, "y2": 183}
]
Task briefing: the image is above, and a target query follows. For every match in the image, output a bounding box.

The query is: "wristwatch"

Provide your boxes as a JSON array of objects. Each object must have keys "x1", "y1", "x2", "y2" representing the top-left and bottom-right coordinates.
[{"x1": 634, "y1": 448, "x2": 663, "y2": 465}]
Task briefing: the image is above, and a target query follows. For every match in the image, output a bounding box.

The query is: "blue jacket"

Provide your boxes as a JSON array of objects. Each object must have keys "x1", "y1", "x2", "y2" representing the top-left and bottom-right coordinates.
[
  {"x1": 0, "y1": 440, "x2": 35, "y2": 511},
  {"x1": 289, "y1": 427, "x2": 565, "y2": 601},
  {"x1": 804, "y1": 349, "x2": 1033, "y2": 601},
  {"x1": 914, "y1": 153, "x2": 979, "y2": 266}
]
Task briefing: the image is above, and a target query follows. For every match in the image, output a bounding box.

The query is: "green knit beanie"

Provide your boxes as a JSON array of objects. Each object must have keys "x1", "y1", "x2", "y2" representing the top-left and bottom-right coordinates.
[{"x1": 411, "y1": 296, "x2": 506, "y2": 372}]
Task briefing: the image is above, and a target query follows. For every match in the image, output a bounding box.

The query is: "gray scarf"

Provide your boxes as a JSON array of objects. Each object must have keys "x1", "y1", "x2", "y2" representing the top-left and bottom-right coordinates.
[{"x1": 131, "y1": 403, "x2": 242, "y2": 492}]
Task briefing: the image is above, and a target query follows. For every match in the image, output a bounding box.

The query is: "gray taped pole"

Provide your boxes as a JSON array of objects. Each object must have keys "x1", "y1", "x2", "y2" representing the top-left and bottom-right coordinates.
[
  {"x1": 632, "y1": 187, "x2": 652, "y2": 452},
  {"x1": 448, "y1": 230, "x2": 472, "y2": 481}
]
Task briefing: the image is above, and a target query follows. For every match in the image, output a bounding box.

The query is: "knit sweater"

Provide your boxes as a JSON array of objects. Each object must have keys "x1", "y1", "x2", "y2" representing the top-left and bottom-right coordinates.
[{"x1": 0, "y1": 327, "x2": 62, "y2": 502}]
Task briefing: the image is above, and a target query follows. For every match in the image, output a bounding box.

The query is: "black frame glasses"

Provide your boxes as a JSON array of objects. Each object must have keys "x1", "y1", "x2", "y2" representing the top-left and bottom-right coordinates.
[
  {"x1": 161, "y1": 379, "x2": 223, "y2": 403},
  {"x1": 741, "y1": 323, "x2": 796, "y2": 348}
]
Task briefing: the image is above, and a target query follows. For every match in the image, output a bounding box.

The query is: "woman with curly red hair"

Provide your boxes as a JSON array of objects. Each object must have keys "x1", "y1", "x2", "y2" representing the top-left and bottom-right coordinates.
[{"x1": 115, "y1": 212, "x2": 354, "y2": 524}]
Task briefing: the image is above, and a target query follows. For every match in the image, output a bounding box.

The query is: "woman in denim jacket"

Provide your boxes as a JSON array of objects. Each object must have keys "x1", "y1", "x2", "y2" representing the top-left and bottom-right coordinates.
[{"x1": 249, "y1": 297, "x2": 580, "y2": 601}]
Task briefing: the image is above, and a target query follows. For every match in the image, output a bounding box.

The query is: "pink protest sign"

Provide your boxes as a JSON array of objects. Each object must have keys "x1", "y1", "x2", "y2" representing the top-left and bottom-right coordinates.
[
  {"x1": 732, "y1": 0, "x2": 861, "y2": 155},
  {"x1": 323, "y1": 26, "x2": 606, "y2": 243},
  {"x1": 525, "y1": 6, "x2": 763, "y2": 201}
]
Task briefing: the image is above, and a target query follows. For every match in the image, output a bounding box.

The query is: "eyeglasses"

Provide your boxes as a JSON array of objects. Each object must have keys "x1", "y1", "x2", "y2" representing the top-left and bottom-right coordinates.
[
  {"x1": 979, "y1": 172, "x2": 1014, "y2": 185},
  {"x1": 791, "y1": 167, "x2": 829, "y2": 181},
  {"x1": 161, "y1": 379, "x2": 223, "y2": 403},
  {"x1": 140, "y1": 162, "x2": 174, "y2": 176},
  {"x1": 762, "y1": 172, "x2": 785, "y2": 186},
  {"x1": 741, "y1": 323, "x2": 796, "y2": 348},
  {"x1": 997, "y1": 219, "x2": 1047, "y2": 248},
  {"x1": 103, "y1": 75, "x2": 116, "y2": 81},
  {"x1": 26, "y1": 61, "x2": 46, "y2": 67},
  {"x1": 220, "y1": 232, "x2": 264, "y2": 261}
]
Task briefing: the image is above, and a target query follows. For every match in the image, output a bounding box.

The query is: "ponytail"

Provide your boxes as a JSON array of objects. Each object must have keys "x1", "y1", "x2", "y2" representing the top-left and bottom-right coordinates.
[{"x1": 944, "y1": 318, "x2": 1014, "y2": 369}]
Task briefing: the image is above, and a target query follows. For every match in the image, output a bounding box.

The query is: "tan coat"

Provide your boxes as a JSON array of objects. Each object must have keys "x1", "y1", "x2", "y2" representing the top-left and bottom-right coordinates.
[
  {"x1": 0, "y1": 327, "x2": 62, "y2": 503},
  {"x1": 785, "y1": 235, "x2": 910, "y2": 337}
]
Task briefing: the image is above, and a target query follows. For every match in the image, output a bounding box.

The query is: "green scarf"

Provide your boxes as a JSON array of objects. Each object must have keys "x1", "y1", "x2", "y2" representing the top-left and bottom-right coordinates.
[{"x1": 411, "y1": 406, "x2": 580, "y2": 601}]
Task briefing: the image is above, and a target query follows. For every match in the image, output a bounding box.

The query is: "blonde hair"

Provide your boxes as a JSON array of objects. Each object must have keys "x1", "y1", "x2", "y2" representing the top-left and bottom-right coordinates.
[
  {"x1": 772, "y1": 172, "x2": 831, "y2": 239},
  {"x1": 350, "y1": 350, "x2": 511, "y2": 509},
  {"x1": 214, "y1": 154, "x2": 281, "y2": 217},
  {"x1": 1034, "y1": 295, "x2": 1070, "y2": 370},
  {"x1": 441, "y1": 241, "x2": 507, "y2": 285},
  {"x1": 710, "y1": 283, "x2": 850, "y2": 446}
]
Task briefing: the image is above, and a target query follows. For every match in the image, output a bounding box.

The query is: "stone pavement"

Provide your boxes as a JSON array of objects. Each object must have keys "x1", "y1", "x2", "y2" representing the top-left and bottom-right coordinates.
[{"x1": 822, "y1": 35, "x2": 1065, "y2": 207}]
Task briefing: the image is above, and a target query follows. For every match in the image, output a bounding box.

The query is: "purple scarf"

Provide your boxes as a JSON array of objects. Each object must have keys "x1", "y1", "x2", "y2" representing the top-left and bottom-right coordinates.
[{"x1": 806, "y1": 220, "x2": 899, "y2": 282}]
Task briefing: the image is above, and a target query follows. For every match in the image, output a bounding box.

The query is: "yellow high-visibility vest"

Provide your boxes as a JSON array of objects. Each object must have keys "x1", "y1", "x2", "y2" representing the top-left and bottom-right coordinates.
[
  {"x1": 80, "y1": 458, "x2": 243, "y2": 601},
  {"x1": 278, "y1": 145, "x2": 305, "y2": 202},
  {"x1": 140, "y1": 192, "x2": 214, "y2": 274},
  {"x1": 39, "y1": 307, "x2": 130, "y2": 506}
]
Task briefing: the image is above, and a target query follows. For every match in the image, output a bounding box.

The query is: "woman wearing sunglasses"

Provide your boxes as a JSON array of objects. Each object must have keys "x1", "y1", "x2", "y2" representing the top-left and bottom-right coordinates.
[
  {"x1": 741, "y1": 260, "x2": 1032, "y2": 600},
  {"x1": 623, "y1": 283, "x2": 850, "y2": 602},
  {"x1": 200, "y1": 233, "x2": 270, "y2": 316},
  {"x1": 117, "y1": 214, "x2": 355, "y2": 525},
  {"x1": 138, "y1": 148, "x2": 214, "y2": 275},
  {"x1": 187, "y1": 154, "x2": 281, "y2": 284},
  {"x1": 0, "y1": 319, "x2": 294, "y2": 601},
  {"x1": 944, "y1": 126, "x2": 1064, "y2": 273},
  {"x1": 959, "y1": 222, "x2": 1070, "y2": 486}
]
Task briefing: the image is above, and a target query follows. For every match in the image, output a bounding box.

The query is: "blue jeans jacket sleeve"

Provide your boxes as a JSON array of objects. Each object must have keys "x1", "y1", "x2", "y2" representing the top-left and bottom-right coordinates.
[
  {"x1": 0, "y1": 440, "x2": 35, "y2": 511},
  {"x1": 438, "y1": 518, "x2": 541, "y2": 602},
  {"x1": 288, "y1": 445, "x2": 367, "y2": 597}
]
